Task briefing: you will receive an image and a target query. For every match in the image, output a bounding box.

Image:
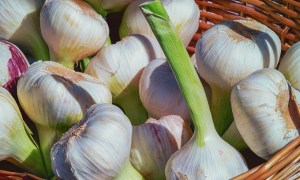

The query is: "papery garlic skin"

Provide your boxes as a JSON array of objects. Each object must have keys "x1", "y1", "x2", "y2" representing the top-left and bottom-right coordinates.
[
  {"x1": 85, "y1": 34, "x2": 164, "y2": 125},
  {"x1": 0, "y1": 40, "x2": 29, "y2": 95},
  {"x1": 120, "y1": 0, "x2": 200, "y2": 47},
  {"x1": 278, "y1": 42, "x2": 300, "y2": 90},
  {"x1": 231, "y1": 68, "x2": 300, "y2": 159},
  {"x1": 165, "y1": 134, "x2": 248, "y2": 179},
  {"x1": 18, "y1": 61, "x2": 112, "y2": 128},
  {"x1": 85, "y1": 34, "x2": 164, "y2": 97},
  {"x1": 139, "y1": 59, "x2": 190, "y2": 120},
  {"x1": 51, "y1": 104, "x2": 133, "y2": 179},
  {"x1": 131, "y1": 115, "x2": 192, "y2": 179},
  {"x1": 195, "y1": 19, "x2": 281, "y2": 135},
  {"x1": 0, "y1": 87, "x2": 47, "y2": 177},
  {"x1": 0, "y1": 0, "x2": 49, "y2": 60},
  {"x1": 84, "y1": 0, "x2": 132, "y2": 15},
  {"x1": 17, "y1": 61, "x2": 112, "y2": 173},
  {"x1": 196, "y1": 19, "x2": 280, "y2": 92},
  {"x1": 40, "y1": 0, "x2": 109, "y2": 68}
]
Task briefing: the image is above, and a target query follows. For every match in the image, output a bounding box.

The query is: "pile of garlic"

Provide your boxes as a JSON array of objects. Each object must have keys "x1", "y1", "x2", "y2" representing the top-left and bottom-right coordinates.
[{"x1": 0, "y1": 0, "x2": 299, "y2": 179}]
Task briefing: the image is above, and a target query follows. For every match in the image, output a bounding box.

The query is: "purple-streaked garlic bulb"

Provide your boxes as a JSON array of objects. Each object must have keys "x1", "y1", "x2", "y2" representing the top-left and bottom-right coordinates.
[{"x1": 0, "y1": 40, "x2": 29, "y2": 96}]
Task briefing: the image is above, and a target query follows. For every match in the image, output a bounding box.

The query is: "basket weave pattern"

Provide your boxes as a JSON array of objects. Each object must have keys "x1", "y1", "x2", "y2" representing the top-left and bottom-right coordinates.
[
  {"x1": 188, "y1": 0, "x2": 300, "y2": 55},
  {"x1": 188, "y1": 0, "x2": 300, "y2": 179}
]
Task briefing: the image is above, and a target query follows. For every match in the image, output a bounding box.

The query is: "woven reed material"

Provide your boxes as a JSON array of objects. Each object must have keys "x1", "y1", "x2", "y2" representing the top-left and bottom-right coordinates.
[
  {"x1": 188, "y1": 0, "x2": 300, "y2": 55},
  {"x1": 0, "y1": 170, "x2": 44, "y2": 180},
  {"x1": 232, "y1": 136, "x2": 300, "y2": 179}
]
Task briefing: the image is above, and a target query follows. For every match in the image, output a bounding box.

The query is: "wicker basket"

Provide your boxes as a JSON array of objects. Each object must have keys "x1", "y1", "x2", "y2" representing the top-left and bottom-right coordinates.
[
  {"x1": 1, "y1": 0, "x2": 300, "y2": 179},
  {"x1": 187, "y1": 0, "x2": 300, "y2": 179}
]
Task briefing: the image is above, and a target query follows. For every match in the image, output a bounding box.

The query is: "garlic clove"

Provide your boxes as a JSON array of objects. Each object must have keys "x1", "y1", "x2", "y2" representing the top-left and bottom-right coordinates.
[
  {"x1": 231, "y1": 68, "x2": 300, "y2": 159},
  {"x1": 119, "y1": 0, "x2": 200, "y2": 47},
  {"x1": 17, "y1": 60, "x2": 112, "y2": 174},
  {"x1": 85, "y1": 34, "x2": 164, "y2": 125},
  {"x1": 278, "y1": 42, "x2": 300, "y2": 90},
  {"x1": 0, "y1": 87, "x2": 47, "y2": 177},
  {"x1": 165, "y1": 134, "x2": 248, "y2": 179},
  {"x1": 40, "y1": 0, "x2": 109, "y2": 69},
  {"x1": 139, "y1": 58, "x2": 190, "y2": 120},
  {"x1": 0, "y1": 0, "x2": 49, "y2": 60},
  {"x1": 83, "y1": 0, "x2": 133, "y2": 16},
  {"x1": 131, "y1": 115, "x2": 192, "y2": 179},
  {"x1": 0, "y1": 40, "x2": 29, "y2": 96},
  {"x1": 195, "y1": 19, "x2": 281, "y2": 136},
  {"x1": 51, "y1": 104, "x2": 142, "y2": 179}
]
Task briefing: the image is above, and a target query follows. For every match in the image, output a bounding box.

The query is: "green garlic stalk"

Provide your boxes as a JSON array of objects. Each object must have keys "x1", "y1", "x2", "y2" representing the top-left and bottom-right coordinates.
[
  {"x1": 140, "y1": 1, "x2": 248, "y2": 179},
  {"x1": 83, "y1": 0, "x2": 133, "y2": 17}
]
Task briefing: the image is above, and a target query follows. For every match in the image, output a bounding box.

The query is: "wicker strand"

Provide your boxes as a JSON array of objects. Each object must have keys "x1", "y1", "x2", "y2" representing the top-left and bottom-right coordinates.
[
  {"x1": 231, "y1": 136, "x2": 300, "y2": 179},
  {"x1": 0, "y1": 170, "x2": 44, "y2": 180},
  {"x1": 271, "y1": 155, "x2": 300, "y2": 179}
]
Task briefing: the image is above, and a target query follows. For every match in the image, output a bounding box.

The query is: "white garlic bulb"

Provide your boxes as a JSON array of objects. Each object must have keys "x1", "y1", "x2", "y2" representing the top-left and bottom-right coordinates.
[
  {"x1": 119, "y1": 0, "x2": 200, "y2": 47},
  {"x1": 85, "y1": 34, "x2": 164, "y2": 125},
  {"x1": 0, "y1": 0, "x2": 49, "y2": 60},
  {"x1": 195, "y1": 19, "x2": 281, "y2": 136},
  {"x1": 165, "y1": 133, "x2": 248, "y2": 179},
  {"x1": 278, "y1": 42, "x2": 300, "y2": 90},
  {"x1": 0, "y1": 40, "x2": 29, "y2": 95},
  {"x1": 51, "y1": 104, "x2": 142, "y2": 180},
  {"x1": 0, "y1": 87, "x2": 47, "y2": 177},
  {"x1": 231, "y1": 68, "x2": 300, "y2": 159},
  {"x1": 139, "y1": 59, "x2": 190, "y2": 120},
  {"x1": 131, "y1": 115, "x2": 192, "y2": 179},
  {"x1": 83, "y1": 0, "x2": 132, "y2": 16},
  {"x1": 17, "y1": 61, "x2": 112, "y2": 173},
  {"x1": 40, "y1": 0, "x2": 109, "y2": 68}
]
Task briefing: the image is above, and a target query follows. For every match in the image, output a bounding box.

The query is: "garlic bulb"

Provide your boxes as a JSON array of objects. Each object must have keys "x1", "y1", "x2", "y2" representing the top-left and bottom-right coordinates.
[
  {"x1": 17, "y1": 61, "x2": 112, "y2": 173},
  {"x1": 0, "y1": 0, "x2": 49, "y2": 60},
  {"x1": 131, "y1": 115, "x2": 192, "y2": 180},
  {"x1": 85, "y1": 34, "x2": 164, "y2": 125},
  {"x1": 119, "y1": 0, "x2": 200, "y2": 47},
  {"x1": 166, "y1": 134, "x2": 248, "y2": 179},
  {"x1": 196, "y1": 19, "x2": 281, "y2": 136},
  {"x1": 0, "y1": 40, "x2": 29, "y2": 96},
  {"x1": 278, "y1": 42, "x2": 300, "y2": 90},
  {"x1": 0, "y1": 87, "x2": 47, "y2": 177},
  {"x1": 231, "y1": 68, "x2": 300, "y2": 159},
  {"x1": 40, "y1": 0, "x2": 109, "y2": 69},
  {"x1": 139, "y1": 59, "x2": 190, "y2": 120},
  {"x1": 140, "y1": 2, "x2": 248, "y2": 179},
  {"x1": 83, "y1": 0, "x2": 132, "y2": 16},
  {"x1": 51, "y1": 104, "x2": 143, "y2": 180}
]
